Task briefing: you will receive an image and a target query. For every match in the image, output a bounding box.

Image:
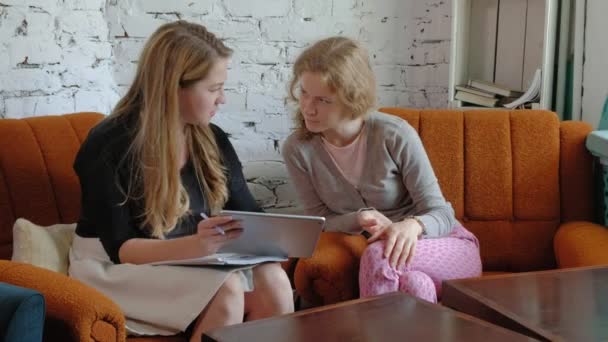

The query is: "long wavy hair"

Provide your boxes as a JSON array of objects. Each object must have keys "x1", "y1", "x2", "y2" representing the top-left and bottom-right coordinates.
[
  {"x1": 288, "y1": 37, "x2": 376, "y2": 139},
  {"x1": 109, "y1": 21, "x2": 232, "y2": 238}
]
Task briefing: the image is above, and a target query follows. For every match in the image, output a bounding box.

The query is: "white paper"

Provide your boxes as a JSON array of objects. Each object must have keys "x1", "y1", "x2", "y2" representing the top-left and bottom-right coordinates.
[
  {"x1": 503, "y1": 68, "x2": 542, "y2": 109},
  {"x1": 148, "y1": 253, "x2": 288, "y2": 266}
]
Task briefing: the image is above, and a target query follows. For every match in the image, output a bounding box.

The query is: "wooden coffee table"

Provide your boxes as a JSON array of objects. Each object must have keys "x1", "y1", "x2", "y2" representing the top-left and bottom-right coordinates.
[
  {"x1": 202, "y1": 292, "x2": 533, "y2": 341},
  {"x1": 443, "y1": 265, "x2": 608, "y2": 341}
]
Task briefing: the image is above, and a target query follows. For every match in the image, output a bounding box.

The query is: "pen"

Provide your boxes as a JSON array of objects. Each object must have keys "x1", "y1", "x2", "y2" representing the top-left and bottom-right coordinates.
[{"x1": 200, "y1": 212, "x2": 225, "y2": 235}]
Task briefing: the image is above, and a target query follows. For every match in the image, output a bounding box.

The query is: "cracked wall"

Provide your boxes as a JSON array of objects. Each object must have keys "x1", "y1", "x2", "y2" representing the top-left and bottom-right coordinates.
[{"x1": 0, "y1": 0, "x2": 452, "y2": 212}]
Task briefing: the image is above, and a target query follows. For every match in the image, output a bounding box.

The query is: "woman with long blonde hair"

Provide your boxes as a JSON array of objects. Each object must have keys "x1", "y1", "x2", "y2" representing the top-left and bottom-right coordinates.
[
  {"x1": 283, "y1": 37, "x2": 482, "y2": 303},
  {"x1": 69, "y1": 21, "x2": 293, "y2": 340}
]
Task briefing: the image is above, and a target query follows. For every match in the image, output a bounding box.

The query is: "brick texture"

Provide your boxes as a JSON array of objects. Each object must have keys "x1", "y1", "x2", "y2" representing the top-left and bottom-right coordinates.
[{"x1": 0, "y1": 0, "x2": 452, "y2": 211}]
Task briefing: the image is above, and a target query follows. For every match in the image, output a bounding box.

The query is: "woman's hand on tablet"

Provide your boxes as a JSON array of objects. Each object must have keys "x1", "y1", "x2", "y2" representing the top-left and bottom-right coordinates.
[{"x1": 196, "y1": 215, "x2": 243, "y2": 256}]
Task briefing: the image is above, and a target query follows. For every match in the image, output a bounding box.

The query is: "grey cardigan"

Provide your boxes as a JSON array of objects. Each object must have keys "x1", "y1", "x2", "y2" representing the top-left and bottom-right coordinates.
[{"x1": 281, "y1": 111, "x2": 456, "y2": 238}]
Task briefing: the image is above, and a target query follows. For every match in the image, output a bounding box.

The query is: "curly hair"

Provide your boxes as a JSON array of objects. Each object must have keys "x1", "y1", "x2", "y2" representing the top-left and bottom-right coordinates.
[{"x1": 288, "y1": 37, "x2": 376, "y2": 139}]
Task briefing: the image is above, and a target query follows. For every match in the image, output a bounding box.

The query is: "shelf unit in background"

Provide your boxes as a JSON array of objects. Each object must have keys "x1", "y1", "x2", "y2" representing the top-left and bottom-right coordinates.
[{"x1": 448, "y1": 0, "x2": 559, "y2": 110}]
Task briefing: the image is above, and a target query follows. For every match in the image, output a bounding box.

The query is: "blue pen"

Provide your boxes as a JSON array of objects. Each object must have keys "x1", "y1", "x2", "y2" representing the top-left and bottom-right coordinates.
[{"x1": 200, "y1": 212, "x2": 225, "y2": 235}]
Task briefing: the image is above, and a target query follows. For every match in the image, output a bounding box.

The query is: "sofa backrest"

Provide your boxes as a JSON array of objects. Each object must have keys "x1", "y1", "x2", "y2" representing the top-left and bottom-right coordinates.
[
  {"x1": 0, "y1": 110, "x2": 595, "y2": 271},
  {"x1": 0, "y1": 113, "x2": 104, "y2": 260},
  {"x1": 379, "y1": 108, "x2": 595, "y2": 271}
]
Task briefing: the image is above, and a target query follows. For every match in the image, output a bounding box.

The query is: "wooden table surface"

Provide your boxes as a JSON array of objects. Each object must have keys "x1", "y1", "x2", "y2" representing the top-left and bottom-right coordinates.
[
  {"x1": 443, "y1": 265, "x2": 608, "y2": 341},
  {"x1": 203, "y1": 292, "x2": 534, "y2": 342}
]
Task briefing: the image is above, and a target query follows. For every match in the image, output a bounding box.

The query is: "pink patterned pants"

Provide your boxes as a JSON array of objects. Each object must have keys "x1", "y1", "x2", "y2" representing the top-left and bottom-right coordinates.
[{"x1": 359, "y1": 225, "x2": 482, "y2": 303}]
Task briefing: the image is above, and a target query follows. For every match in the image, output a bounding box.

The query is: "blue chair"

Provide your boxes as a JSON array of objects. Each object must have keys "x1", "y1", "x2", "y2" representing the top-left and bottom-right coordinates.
[{"x1": 0, "y1": 283, "x2": 46, "y2": 342}]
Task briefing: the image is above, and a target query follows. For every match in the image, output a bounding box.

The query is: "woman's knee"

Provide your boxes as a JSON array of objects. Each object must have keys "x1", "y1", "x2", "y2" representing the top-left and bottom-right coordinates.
[
  {"x1": 253, "y1": 263, "x2": 292, "y2": 294},
  {"x1": 399, "y1": 271, "x2": 437, "y2": 303},
  {"x1": 198, "y1": 273, "x2": 244, "y2": 327},
  {"x1": 360, "y1": 241, "x2": 390, "y2": 271},
  {"x1": 359, "y1": 241, "x2": 401, "y2": 298},
  {"x1": 361, "y1": 241, "x2": 385, "y2": 262},
  {"x1": 216, "y1": 273, "x2": 245, "y2": 306},
  {"x1": 251, "y1": 263, "x2": 294, "y2": 313}
]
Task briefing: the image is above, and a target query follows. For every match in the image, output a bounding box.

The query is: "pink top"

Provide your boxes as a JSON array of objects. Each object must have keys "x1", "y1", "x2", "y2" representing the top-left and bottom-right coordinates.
[{"x1": 321, "y1": 126, "x2": 368, "y2": 188}]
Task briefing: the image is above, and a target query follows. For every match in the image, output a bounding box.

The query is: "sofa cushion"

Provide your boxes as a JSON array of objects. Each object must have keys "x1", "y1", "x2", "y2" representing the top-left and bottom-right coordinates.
[
  {"x1": 0, "y1": 282, "x2": 45, "y2": 342},
  {"x1": 11, "y1": 218, "x2": 76, "y2": 274}
]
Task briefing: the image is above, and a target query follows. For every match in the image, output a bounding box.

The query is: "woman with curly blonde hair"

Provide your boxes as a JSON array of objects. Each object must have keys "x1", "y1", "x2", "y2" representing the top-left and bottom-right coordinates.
[
  {"x1": 69, "y1": 21, "x2": 293, "y2": 340},
  {"x1": 283, "y1": 37, "x2": 482, "y2": 303}
]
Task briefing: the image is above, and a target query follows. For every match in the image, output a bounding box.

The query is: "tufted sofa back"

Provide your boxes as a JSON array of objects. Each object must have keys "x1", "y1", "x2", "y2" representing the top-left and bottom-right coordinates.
[
  {"x1": 0, "y1": 109, "x2": 595, "y2": 271},
  {"x1": 0, "y1": 112, "x2": 104, "y2": 260},
  {"x1": 379, "y1": 108, "x2": 594, "y2": 271}
]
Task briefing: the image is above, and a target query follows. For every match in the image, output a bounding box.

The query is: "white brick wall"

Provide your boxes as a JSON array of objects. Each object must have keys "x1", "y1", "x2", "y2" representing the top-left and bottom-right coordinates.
[
  {"x1": 5, "y1": 91, "x2": 75, "y2": 118},
  {"x1": 0, "y1": 0, "x2": 452, "y2": 212},
  {"x1": 8, "y1": 39, "x2": 63, "y2": 65},
  {"x1": 133, "y1": 0, "x2": 213, "y2": 14},
  {"x1": 224, "y1": 0, "x2": 291, "y2": 17},
  {"x1": 63, "y1": 0, "x2": 105, "y2": 11}
]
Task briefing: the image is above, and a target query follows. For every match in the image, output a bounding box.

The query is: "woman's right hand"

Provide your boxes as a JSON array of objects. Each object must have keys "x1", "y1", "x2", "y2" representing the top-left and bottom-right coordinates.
[
  {"x1": 357, "y1": 209, "x2": 392, "y2": 235},
  {"x1": 195, "y1": 215, "x2": 244, "y2": 256}
]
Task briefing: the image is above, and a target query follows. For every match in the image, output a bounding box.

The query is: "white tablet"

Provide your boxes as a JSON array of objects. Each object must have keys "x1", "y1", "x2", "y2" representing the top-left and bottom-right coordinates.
[{"x1": 217, "y1": 210, "x2": 326, "y2": 258}]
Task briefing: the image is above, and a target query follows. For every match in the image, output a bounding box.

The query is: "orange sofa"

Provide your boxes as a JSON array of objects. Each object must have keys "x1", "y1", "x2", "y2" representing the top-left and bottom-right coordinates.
[
  {"x1": 294, "y1": 108, "x2": 608, "y2": 306},
  {"x1": 1, "y1": 109, "x2": 607, "y2": 340},
  {"x1": 0, "y1": 112, "x2": 299, "y2": 341},
  {"x1": 0, "y1": 113, "x2": 182, "y2": 341}
]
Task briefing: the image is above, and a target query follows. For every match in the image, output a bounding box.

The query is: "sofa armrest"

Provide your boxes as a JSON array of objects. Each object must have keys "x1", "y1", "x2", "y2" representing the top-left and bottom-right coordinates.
[
  {"x1": 554, "y1": 221, "x2": 608, "y2": 268},
  {"x1": 0, "y1": 260, "x2": 126, "y2": 342},
  {"x1": 294, "y1": 232, "x2": 367, "y2": 306},
  {"x1": 559, "y1": 121, "x2": 595, "y2": 222}
]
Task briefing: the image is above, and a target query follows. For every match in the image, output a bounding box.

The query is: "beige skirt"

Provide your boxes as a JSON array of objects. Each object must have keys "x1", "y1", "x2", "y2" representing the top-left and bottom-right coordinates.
[{"x1": 68, "y1": 235, "x2": 254, "y2": 336}]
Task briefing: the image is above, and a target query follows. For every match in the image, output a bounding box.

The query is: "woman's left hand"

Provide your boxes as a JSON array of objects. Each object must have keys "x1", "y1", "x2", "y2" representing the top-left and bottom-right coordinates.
[{"x1": 367, "y1": 218, "x2": 423, "y2": 269}]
